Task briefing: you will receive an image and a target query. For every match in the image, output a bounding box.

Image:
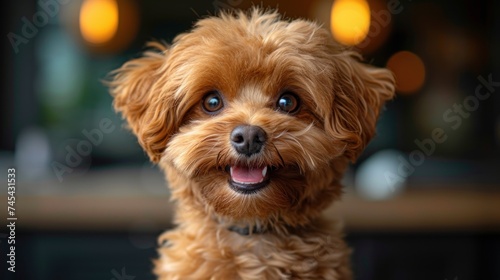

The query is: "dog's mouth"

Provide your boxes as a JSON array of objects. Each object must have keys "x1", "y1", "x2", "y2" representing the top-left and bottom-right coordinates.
[{"x1": 227, "y1": 165, "x2": 270, "y2": 194}]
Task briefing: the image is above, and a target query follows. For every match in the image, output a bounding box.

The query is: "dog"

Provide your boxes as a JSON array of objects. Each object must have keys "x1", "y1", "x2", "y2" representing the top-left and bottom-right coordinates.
[{"x1": 108, "y1": 8, "x2": 394, "y2": 280}]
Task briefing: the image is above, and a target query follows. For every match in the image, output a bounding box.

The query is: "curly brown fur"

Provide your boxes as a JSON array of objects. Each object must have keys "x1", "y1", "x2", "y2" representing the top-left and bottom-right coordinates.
[{"x1": 108, "y1": 7, "x2": 394, "y2": 280}]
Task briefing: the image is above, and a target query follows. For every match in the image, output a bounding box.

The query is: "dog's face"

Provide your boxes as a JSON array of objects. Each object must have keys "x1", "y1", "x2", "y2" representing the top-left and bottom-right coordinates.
[{"x1": 109, "y1": 9, "x2": 394, "y2": 226}]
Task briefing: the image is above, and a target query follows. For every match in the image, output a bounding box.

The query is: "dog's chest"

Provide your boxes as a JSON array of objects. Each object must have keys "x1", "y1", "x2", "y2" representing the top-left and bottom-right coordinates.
[{"x1": 156, "y1": 228, "x2": 350, "y2": 279}]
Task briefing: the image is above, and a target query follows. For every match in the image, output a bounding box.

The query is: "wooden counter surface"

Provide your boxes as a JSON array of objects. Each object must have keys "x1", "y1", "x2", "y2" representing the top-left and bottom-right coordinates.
[{"x1": 3, "y1": 188, "x2": 500, "y2": 232}]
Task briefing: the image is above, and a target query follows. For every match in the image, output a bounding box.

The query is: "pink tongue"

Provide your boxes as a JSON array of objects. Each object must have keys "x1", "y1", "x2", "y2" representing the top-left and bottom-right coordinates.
[{"x1": 231, "y1": 166, "x2": 265, "y2": 184}]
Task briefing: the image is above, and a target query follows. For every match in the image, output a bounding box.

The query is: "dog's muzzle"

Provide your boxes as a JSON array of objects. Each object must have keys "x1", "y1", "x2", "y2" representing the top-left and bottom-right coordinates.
[{"x1": 228, "y1": 125, "x2": 270, "y2": 194}]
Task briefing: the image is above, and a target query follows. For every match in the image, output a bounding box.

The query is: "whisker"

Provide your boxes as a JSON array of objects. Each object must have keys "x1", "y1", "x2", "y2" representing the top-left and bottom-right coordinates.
[
  {"x1": 293, "y1": 122, "x2": 315, "y2": 137},
  {"x1": 272, "y1": 143, "x2": 285, "y2": 167},
  {"x1": 216, "y1": 150, "x2": 222, "y2": 169},
  {"x1": 272, "y1": 129, "x2": 289, "y2": 140},
  {"x1": 287, "y1": 133, "x2": 316, "y2": 169}
]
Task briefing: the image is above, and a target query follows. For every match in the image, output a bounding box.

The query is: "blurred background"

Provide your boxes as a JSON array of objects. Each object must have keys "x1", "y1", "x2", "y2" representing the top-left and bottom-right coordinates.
[{"x1": 1, "y1": 0, "x2": 499, "y2": 279}]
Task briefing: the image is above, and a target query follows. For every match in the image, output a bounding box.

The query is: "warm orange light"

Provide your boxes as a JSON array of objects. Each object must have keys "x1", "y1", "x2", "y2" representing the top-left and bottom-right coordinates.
[
  {"x1": 80, "y1": 0, "x2": 119, "y2": 44},
  {"x1": 355, "y1": 0, "x2": 392, "y2": 54},
  {"x1": 386, "y1": 51, "x2": 426, "y2": 94},
  {"x1": 330, "y1": 0, "x2": 371, "y2": 46}
]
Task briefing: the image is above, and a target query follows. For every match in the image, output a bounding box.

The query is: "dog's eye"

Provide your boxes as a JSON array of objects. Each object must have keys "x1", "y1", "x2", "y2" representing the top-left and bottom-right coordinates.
[
  {"x1": 202, "y1": 91, "x2": 224, "y2": 113},
  {"x1": 276, "y1": 92, "x2": 300, "y2": 113}
]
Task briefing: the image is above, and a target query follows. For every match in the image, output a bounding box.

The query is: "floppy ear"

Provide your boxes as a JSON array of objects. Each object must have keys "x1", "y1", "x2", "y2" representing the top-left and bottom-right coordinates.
[
  {"x1": 326, "y1": 52, "x2": 395, "y2": 162},
  {"x1": 108, "y1": 42, "x2": 175, "y2": 163}
]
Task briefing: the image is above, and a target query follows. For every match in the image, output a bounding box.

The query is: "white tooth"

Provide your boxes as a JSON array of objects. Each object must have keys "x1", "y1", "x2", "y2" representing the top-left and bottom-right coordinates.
[
  {"x1": 230, "y1": 167, "x2": 233, "y2": 177},
  {"x1": 262, "y1": 166, "x2": 268, "y2": 177}
]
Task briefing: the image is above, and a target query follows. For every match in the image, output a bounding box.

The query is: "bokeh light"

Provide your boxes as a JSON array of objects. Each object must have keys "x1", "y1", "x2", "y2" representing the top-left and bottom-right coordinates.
[
  {"x1": 80, "y1": 0, "x2": 119, "y2": 44},
  {"x1": 330, "y1": 0, "x2": 371, "y2": 45},
  {"x1": 386, "y1": 51, "x2": 426, "y2": 94},
  {"x1": 355, "y1": 0, "x2": 392, "y2": 53},
  {"x1": 355, "y1": 150, "x2": 406, "y2": 200}
]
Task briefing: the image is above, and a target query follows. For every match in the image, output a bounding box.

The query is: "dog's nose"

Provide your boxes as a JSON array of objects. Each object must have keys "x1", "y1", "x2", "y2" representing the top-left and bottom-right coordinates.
[{"x1": 230, "y1": 125, "x2": 267, "y2": 156}]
